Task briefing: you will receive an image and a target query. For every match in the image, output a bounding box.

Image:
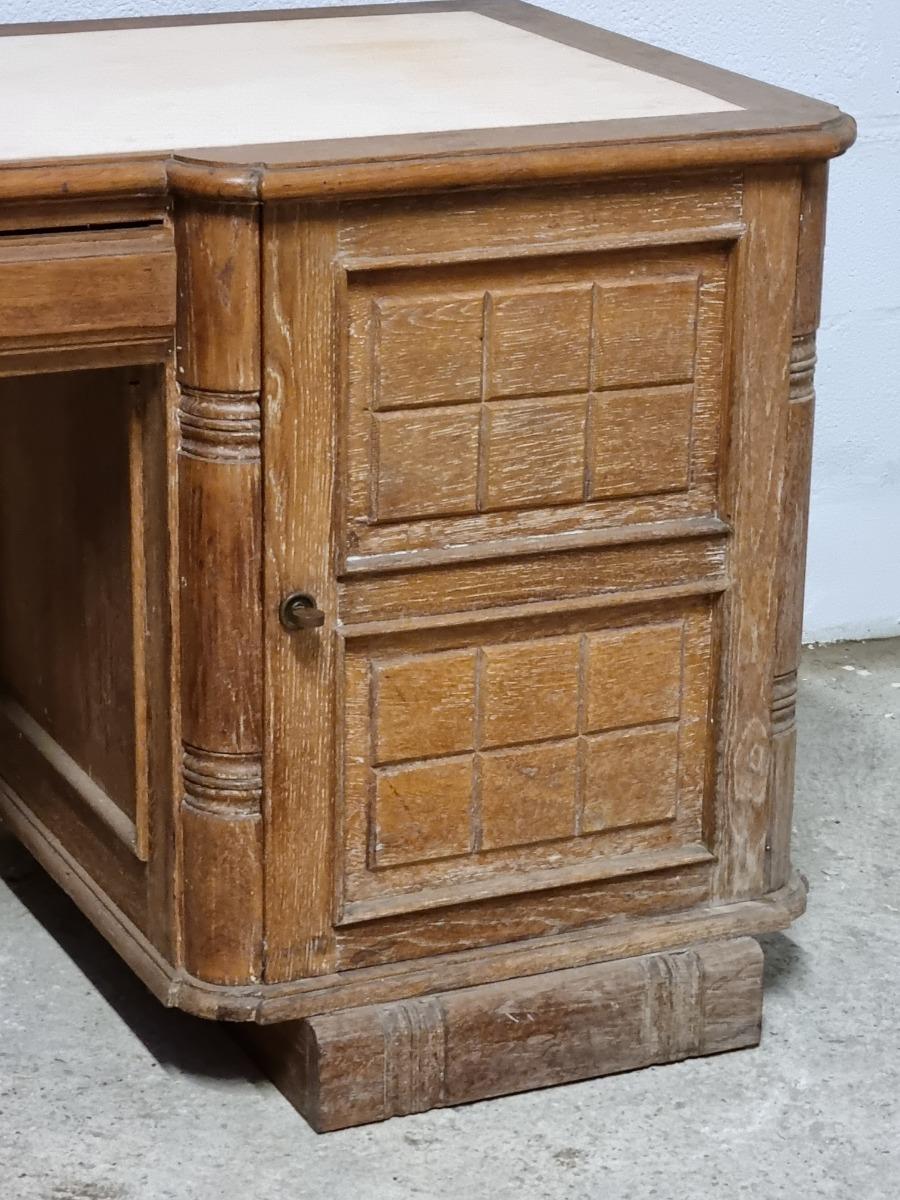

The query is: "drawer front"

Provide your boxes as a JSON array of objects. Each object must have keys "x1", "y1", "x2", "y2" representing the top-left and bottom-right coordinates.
[{"x1": 0, "y1": 226, "x2": 175, "y2": 345}]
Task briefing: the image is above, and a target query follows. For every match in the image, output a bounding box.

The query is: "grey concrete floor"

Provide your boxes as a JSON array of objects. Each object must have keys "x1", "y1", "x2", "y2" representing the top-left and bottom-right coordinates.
[{"x1": 1, "y1": 640, "x2": 898, "y2": 1200}]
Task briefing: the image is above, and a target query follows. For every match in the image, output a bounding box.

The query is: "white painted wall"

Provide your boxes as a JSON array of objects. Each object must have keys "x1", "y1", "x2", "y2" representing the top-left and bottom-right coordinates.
[{"x1": 2, "y1": 0, "x2": 896, "y2": 643}]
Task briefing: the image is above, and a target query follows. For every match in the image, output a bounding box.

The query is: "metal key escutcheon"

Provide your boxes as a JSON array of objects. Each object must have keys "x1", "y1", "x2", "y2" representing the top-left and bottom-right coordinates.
[{"x1": 279, "y1": 592, "x2": 325, "y2": 631}]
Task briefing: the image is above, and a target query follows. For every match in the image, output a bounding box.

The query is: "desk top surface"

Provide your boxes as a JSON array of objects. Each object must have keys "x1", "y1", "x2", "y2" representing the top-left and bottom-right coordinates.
[
  {"x1": 1, "y1": 8, "x2": 744, "y2": 163},
  {"x1": 0, "y1": 1, "x2": 851, "y2": 194}
]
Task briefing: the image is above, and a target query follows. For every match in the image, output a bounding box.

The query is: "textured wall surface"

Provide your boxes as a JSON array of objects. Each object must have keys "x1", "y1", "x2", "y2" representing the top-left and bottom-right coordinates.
[{"x1": 1, "y1": 0, "x2": 895, "y2": 643}]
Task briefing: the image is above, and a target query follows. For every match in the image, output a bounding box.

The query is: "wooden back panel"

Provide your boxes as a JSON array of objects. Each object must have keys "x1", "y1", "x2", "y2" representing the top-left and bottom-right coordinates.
[{"x1": 0, "y1": 214, "x2": 177, "y2": 957}]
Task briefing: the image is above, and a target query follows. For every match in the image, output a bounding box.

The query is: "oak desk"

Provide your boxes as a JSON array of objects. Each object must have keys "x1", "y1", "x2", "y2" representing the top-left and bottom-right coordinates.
[{"x1": 0, "y1": 1, "x2": 854, "y2": 1131}]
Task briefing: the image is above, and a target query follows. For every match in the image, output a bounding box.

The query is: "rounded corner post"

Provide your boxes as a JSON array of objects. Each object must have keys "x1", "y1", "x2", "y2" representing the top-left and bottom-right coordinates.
[{"x1": 172, "y1": 173, "x2": 266, "y2": 986}]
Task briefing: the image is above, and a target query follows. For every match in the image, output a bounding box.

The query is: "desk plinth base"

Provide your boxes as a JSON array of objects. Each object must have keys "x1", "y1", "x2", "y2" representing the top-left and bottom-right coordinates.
[{"x1": 240, "y1": 936, "x2": 763, "y2": 1132}]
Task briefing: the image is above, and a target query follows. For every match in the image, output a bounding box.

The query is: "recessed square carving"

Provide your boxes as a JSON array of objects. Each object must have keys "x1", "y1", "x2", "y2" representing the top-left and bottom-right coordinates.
[
  {"x1": 481, "y1": 635, "x2": 580, "y2": 748},
  {"x1": 583, "y1": 726, "x2": 679, "y2": 832},
  {"x1": 593, "y1": 276, "x2": 699, "y2": 389},
  {"x1": 481, "y1": 741, "x2": 577, "y2": 850},
  {"x1": 374, "y1": 406, "x2": 480, "y2": 520},
  {"x1": 482, "y1": 396, "x2": 587, "y2": 511},
  {"x1": 374, "y1": 296, "x2": 484, "y2": 410},
  {"x1": 374, "y1": 649, "x2": 476, "y2": 765},
  {"x1": 374, "y1": 757, "x2": 473, "y2": 867},
  {"x1": 589, "y1": 385, "x2": 694, "y2": 499},
  {"x1": 342, "y1": 600, "x2": 716, "y2": 911},
  {"x1": 347, "y1": 251, "x2": 729, "y2": 558},
  {"x1": 585, "y1": 621, "x2": 683, "y2": 732},
  {"x1": 488, "y1": 286, "x2": 592, "y2": 398}
]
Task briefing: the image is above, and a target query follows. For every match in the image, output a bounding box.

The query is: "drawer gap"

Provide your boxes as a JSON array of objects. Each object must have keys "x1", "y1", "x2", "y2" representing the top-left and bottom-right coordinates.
[{"x1": 0, "y1": 218, "x2": 167, "y2": 240}]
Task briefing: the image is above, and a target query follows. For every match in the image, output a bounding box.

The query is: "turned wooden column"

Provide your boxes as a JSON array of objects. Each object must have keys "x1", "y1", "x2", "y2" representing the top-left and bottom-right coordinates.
[
  {"x1": 767, "y1": 163, "x2": 829, "y2": 889},
  {"x1": 173, "y1": 177, "x2": 265, "y2": 984}
]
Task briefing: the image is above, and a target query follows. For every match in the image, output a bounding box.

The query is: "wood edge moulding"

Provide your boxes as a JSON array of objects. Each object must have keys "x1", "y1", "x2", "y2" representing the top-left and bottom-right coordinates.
[
  {"x1": 339, "y1": 843, "x2": 715, "y2": 925},
  {"x1": 0, "y1": 698, "x2": 141, "y2": 855},
  {"x1": 0, "y1": 772, "x2": 807, "y2": 1024},
  {"x1": 338, "y1": 579, "x2": 727, "y2": 647},
  {"x1": 335, "y1": 222, "x2": 748, "y2": 275},
  {"x1": 0, "y1": 194, "x2": 169, "y2": 234},
  {"x1": 0, "y1": 126, "x2": 856, "y2": 207},
  {"x1": 341, "y1": 515, "x2": 731, "y2": 578},
  {"x1": 0, "y1": 336, "x2": 173, "y2": 379},
  {"x1": 244, "y1": 118, "x2": 858, "y2": 201}
]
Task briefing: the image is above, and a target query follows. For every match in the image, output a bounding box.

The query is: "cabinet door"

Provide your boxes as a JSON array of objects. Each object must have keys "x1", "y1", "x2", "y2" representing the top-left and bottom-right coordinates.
[{"x1": 262, "y1": 173, "x2": 801, "y2": 980}]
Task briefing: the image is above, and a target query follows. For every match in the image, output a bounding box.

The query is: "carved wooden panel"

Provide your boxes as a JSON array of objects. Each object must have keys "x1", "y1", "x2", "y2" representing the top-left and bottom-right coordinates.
[
  {"x1": 373, "y1": 406, "x2": 480, "y2": 520},
  {"x1": 487, "y1": 285, "x2": 593, "y2": 397},
  {"x1": 345, "y1": 246, "x2": 727, "y2": 565},
  {"x1": 592, "y1": 277, "x2": 699, "y2": 388},
  {"x1": 482, "y1": 397, "x2": 587, "y2": 510},
  {"x1": 373, "y1": 295, "x2": 484, "y2": 410},
  {"x1": 589, "y1": 386, "x2": 694, "y2": 499},
  {"x1": 341, "y1": 597, "x2": 716, "y2": 918}
]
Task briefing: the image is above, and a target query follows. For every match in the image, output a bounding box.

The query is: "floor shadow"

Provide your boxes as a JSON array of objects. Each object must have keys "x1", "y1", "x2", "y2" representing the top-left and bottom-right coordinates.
[
  {"x1": 3, "y1": 823, "x2": 812, "y2": 1087},
  {"x1": 758, "y1": 930, "x2": 807, "y2": 994},
  {"x1": 0, "y1": 829, "x2": 264, "y2": 1084}
]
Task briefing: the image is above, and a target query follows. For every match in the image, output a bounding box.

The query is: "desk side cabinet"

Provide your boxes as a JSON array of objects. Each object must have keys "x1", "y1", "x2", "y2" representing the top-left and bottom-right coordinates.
[{"x1": 0, "y1": 2, "x2": 853, "y2": 1131}]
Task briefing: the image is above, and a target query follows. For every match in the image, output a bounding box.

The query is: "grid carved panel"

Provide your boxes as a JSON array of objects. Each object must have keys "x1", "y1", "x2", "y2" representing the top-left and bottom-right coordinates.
[
  {"x1": 366, "y1": 275, "x2": 699, "y2": 524},
  {"x1": 355, "y1": 614, "x2": 710, "y2": 876},
  {"x1": 341, "y1": 599, "x2": 716, "y2": 915},
  {"x1": 345, "y1": 249, "x2": 728, "y2": 563}
]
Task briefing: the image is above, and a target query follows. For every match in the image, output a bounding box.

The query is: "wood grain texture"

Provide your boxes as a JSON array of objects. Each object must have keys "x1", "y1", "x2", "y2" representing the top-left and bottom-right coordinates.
[
  {"x1": 0, "y1": 702, "x2": 146, "y2": 930},
  {"x1": 340, "y1": 599, "x2": 715, "y2": 927},
  {"x1": 261, "y1": 203, "x2": 341, "y2": 981},
  {"x1": 339, "y1": 536, "x2": 727, "y2": 624},
  {"x1": 338, "y1": 173, "x2": 743, "y2": 265},
  {"x1": 0, "y1": 370, "x2": 141, "y2": 825},
  {"x1": 336, "y1": 861, "x2": 713, "y2": 968},
  {"x1": 0, "y1": 362, "x2": 175, "y2": 945},
  {"x1": 140, "y1": 357, "x2": 181, "y2": 963},
  {"x1": 0, "y1": 226, "x2": 174, "y2": 348},
  {"x1": 344, "y1": 234, "x2": 728, "y2": 567},
  {"x1": 242, "y1": 936, "x2": 763, "y2": 1130},
  {"x1": 711, "y1": 166, "x2": 802, "y2": 903},
  {"x1": 0, "y1": 194, "x2": 167, "y2": 233},
  {"x1": 767, "y1": 163, "x2": 828, "y2": 890},
  {"x1": 174, "y1": 196, "x2": 264, "y2": 984},
  {"x1": 174, "y1": 199, "x2": 261, "y2": 392}
]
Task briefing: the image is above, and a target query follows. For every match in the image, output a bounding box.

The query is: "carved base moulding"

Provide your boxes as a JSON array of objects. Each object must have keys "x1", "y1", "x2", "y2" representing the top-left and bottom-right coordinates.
[
  {"x1": 240, "y1": 937, "x2": 765, "y2": 1131},
  {"x1": 0, "y1": 1, "x2": 852, "y2": 1131}
]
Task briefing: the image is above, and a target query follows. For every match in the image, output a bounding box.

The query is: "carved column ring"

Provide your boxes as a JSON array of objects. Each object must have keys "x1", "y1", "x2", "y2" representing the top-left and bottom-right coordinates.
[
  {"x1": 178, "y1": 386, "x2": 262, "y2": 462},
  {"x1": 789, "y1": 332, "x2": 817, "y2": 404}
]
